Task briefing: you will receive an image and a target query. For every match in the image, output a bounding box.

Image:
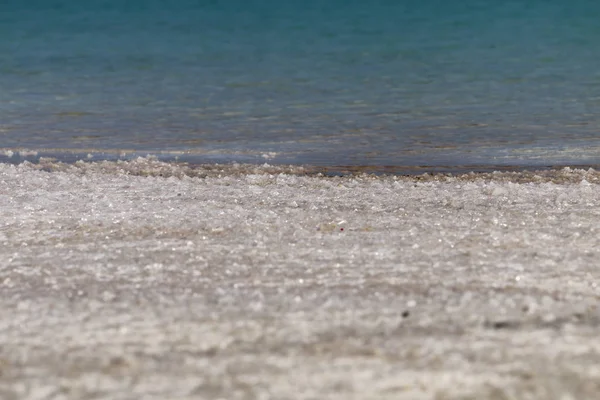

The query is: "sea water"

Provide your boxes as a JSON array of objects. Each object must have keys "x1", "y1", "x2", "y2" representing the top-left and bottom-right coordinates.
[{"x1": 2, "y1": 0, "x2": 600, "y2": 168}]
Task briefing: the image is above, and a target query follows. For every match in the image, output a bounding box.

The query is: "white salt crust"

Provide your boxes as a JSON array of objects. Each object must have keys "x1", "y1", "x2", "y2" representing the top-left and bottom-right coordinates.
[{"x1": 1, "y1": 158, "x2": 600, "y2": 399}]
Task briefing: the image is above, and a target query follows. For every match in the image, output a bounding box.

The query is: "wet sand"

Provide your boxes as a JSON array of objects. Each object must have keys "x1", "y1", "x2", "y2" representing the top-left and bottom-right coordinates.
[{"x1": 1, "y1": 158, "x2": 600, "y2": 399}]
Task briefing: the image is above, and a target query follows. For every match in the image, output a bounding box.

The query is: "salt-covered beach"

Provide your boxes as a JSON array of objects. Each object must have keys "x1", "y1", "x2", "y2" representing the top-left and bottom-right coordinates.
[{"x1": 1, "y1": 157, "x2": 600, "y2": 399}]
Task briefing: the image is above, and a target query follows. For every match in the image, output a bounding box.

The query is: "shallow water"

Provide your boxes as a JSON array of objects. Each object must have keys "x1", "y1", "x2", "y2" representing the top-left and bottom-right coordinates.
[{"x1": 2, "y1": 0, "x2": 600, "y2": 167}]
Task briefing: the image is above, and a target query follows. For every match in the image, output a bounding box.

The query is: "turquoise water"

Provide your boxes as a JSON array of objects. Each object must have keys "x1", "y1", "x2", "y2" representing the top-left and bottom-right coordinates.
[{"x1": 2, "y1": 0, "x2": 600, "y2": 167}]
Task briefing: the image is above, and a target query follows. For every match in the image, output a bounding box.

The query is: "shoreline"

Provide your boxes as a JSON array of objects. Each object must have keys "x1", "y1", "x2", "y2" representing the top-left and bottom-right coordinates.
[
  {"x1": 7, "y1": 154, "x2": 600, "y2": 183},
  {"x1": 4, "y1": 148, "x2": 600, "y2": 177},
  {"x1": 1, "y1": 158, "x2": 600, "y2": 399}
]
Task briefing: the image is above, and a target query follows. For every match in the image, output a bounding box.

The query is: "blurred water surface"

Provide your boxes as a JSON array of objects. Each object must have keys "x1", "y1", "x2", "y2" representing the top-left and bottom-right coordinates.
[{"x1": 2, "y1": 0, "x2": 600, "y2": 167}]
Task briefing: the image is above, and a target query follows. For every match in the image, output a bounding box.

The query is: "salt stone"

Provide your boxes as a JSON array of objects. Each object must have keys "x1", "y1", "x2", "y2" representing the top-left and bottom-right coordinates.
[{"x1": 1, "y1": 159, "x2": 600, "y2": 399}]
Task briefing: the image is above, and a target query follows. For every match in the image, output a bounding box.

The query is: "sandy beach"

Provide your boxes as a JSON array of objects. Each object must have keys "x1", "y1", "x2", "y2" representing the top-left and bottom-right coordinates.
[{"x1": 2, "y1": 157, "x2": 600, "y2": 399}]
